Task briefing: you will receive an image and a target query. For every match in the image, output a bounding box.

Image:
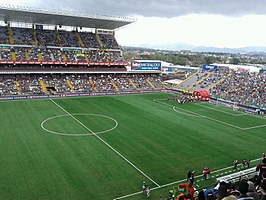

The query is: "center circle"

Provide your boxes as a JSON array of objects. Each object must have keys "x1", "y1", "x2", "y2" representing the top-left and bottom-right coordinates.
[{"x1": 41, "y1": 113, "x2": 118, "y2": 136}]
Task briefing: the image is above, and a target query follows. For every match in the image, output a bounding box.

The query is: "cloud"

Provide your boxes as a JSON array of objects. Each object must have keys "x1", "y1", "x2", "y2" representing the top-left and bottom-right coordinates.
[{"x1": 7, "y1": 0, "x2": 266, "y2": 18}]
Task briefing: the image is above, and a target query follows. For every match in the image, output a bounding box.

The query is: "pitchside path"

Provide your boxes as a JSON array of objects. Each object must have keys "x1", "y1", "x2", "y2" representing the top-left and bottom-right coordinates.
[{"x1": 114, "y1": 158, "x2": 261, "y2": 200}]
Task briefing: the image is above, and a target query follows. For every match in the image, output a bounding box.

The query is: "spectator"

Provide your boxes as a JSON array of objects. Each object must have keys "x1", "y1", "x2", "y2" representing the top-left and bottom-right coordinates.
[
  {"x1": 256, "y1": 158, "x2": 266, "y2": 180},
  {"x1": 246, "y1": 181, "x2": 260, "y2": 200},
  {"x1": 218, "y1": 182, "x2": 237, "y2": 200},
  {"x1": 179, "y1": 181, "x2": 195, "y2": 200},
  {"x1": 237, "y1": 180, "x2": 254, "y2": 200}
]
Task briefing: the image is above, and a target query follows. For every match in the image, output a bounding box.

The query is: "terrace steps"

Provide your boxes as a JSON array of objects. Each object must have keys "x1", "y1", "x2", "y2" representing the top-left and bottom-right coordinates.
[
  {"x1": 146, "y1": 79, "x2": 155, "y2": 89},
  {"x1": 76, "y1": 32, "x2": 84, "y2": 48},
  {"x1": 89, "y1": 79, "x2": 98, "y2": 92},
  {"x1": 7, "y1": 26, "x2": 14, "y2": 45},
  {"x1": 55, "y1": 31, "x2": 62, "y2": 47},
  {"x1": 11, "y1": 52, "x2": 16, "y2": 61},
  {"x1": 32, "y1": 29, "x2": 39, "y2": 46},
  {"x1": 15, "y1": 80, "x2": 21, "y2": 95},
  {"x1": 25, "y1": 50, "x2": 29, "y2": 60},
  {"x1": 40, "y1": 80, "x2": 47, "y2": 93},
  {"x1": 129, "y1": 79, "x2": 138, "y2": 91},
  {"x1": 111, "y1": 79, "x2": 119, "y2": 92},
  {"x1": 84, "y1": 54, "x2": 89, "y2": 62},
  {"x1": 66, "y1": 80, "x2": 74, "y2": 93},
  {"x1": 159, "y1": 79, "x2": 166, "y2": 88},
  {"x1": 207, "y1": 72, "x2": 232, "y2": 91},
  {"x1": 95, "y1": 32, "x2": 104, "y2": 50},
  {"x1": 38, "y1": 52, "x2": 43, "y2": 62}
]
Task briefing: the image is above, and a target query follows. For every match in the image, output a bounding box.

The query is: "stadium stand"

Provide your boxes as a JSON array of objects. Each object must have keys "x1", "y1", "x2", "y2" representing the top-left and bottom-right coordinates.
[
  {"x1": 0, "y1": 5, "x2": 264, "y2": 112},
  {"x1": 0, "y1": 6, "x2": 167, "y2": 99},
  {"x1": 209, "y1": 70, "x2": 265, "y2": 109}
]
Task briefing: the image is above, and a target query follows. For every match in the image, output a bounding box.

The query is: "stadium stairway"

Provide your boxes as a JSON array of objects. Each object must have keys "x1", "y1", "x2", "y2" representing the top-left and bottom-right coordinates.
[
  {"x1": 32, "y1": 29, "x2": 39, "y2": 46},
  {"x1": 185, "y1": 71, "x2": 215, "y2": 92},
  {"x1": 55, "y1": 30, "x2": 62, "y2": 47},
  {"x1": 63, "y1": 54, "x2": 67, "y2": 62},
  {"x1": 159, "y1": 79, "x2": 166, "y2": 88},
  {"x1": 207, "y1": 72, "x2": 232, "y2": 92},
  {"x1": 89, "y1": 79, "x2": 98, "y2": 92},
  {"x1": 39, "y1": 80, "x2": 47, "y2": 94},
  {"x1": 11, "y1": 52, "x2": 16, "y2": 61},
  {"x1": 111, "y1": 79, "x2": 119, "y2": 92},
  {"x1": 7, "y1": 26, "x2": 14, "y2": 45},
  {"x1": 129, "y1": 79, "x2": 138, "y2": 91},
  {"x1": 25, "y1": 50, "x2": 30, "y2": 61},
  {"x1": 76, "y1": 31, "x2": 85, "y2": 48},
  {"x1": 95, "y1": 32, "x2": 104, "y2": 50},
  {"x1": 146, "y1": 79, "x2": 156, "y2": 89},
  {"x1": 84, "y1": 54, "x2": 89, "y2": 62},
  {"x1": 15, "y1": 80, "x2": 21, "y2": 95},
  {"x1": 66, "y1": 80, "x2": 75, "y2": 93},
  {"x1": 38, "y1": 52, "x2": 43, "y2": 62}
]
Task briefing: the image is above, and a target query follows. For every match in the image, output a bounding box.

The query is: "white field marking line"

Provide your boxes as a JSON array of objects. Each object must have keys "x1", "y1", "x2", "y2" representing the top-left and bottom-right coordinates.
[
  {"x1": 114, "y1": 157, "x2": 261, "y2": 200},
  {"x1": 156, "y1": 100, "x2": 244, "y2": 130},
  {"x1": 172, "y1": 105, "x2": 245, "y2": 130},
  {"x1": 173, "y1": 106, "x2": 201, "y2": 117},
  {"x1": 243, "y1": 124, "x2": 266, "y2": 130},
  {"x1": 49, "y1": 98, "x2": 160, "y2": 187},
  {"x1": 195, "y1": 103, "x2": 247, "y2": 116},
  {"x1": 41, "y1": 113, "x2": 118, "y2": 136},
  {"x1": 204, "y1": 102, "x2": 266, "y2": 120}
]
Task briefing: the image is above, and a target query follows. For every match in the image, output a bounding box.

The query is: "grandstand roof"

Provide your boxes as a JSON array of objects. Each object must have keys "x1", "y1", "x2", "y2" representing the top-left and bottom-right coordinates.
[{"x1": 0, "y1": 4, "x2": 136, "y2": 30}]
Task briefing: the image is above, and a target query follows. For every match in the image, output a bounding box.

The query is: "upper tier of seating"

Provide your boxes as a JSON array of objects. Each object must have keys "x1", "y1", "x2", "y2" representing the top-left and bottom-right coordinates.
[
  {"x1": 0, "y1": 26, "x2": 123, "y2": 63},
  {"x1": 0, "y1": 26, "x2": 120, "y2": 50}
]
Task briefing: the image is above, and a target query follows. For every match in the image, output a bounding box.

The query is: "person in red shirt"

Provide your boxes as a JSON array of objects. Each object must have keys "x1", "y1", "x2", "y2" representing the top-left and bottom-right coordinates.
[{"x1": 179, "y1": 181, "x2": 195, "y2": 200}]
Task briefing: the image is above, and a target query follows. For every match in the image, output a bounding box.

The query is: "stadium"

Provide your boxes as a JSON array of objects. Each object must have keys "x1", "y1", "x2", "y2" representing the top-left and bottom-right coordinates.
[{"x1": 0, "y1": 4, "x2": 265, "y2": 200}]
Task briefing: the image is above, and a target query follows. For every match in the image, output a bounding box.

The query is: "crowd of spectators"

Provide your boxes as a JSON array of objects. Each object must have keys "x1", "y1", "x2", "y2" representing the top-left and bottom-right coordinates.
[
  {"x1": 12, "y1": 27, "x2": 35, "y2": 45},
  {"x1": 14, "y1": 47, "x2": 27, "y2": 61},
  {"x1": 79, "y1": 32, "x2": 99, "y2": 49},
  {"x1": 0, "y1": 48, "x2": 12, "y2": 60},
  {"x1": 36, "y1": 29, "x2": 60, "y2": 47},
  {"x1": 164, "y1": 157, "x2": 266, "y2": 200},
  {"x1": 210, "y1": 69, "x2": 265, "y2": 108},
  {"x1": 0, "y1": 26, "x2": 124, "y2": 63},
  {"x1": 0, "y1": 75, "x2": 18, "y2": 96},
  {"x1": 0, "y1": 73, "x2": 164, "y2": 96},
  {"x1": 0, "y1": 47, "x2": 124, "y2": 62},
  {"x1": 58, "y1": 30, "x2": 79, "y2": 47},
  {"x1": 0, "y1": 26, "x2": 9, "y2": 44},
  {"x1": 198, "y1": 67, "x2": 230, "y2": 90},
  {"x1": 98, "y1": 34, "x2": 120, "y2": 49},
  {"x1": 18, "y1": 75, "x2": 43, "y2": 95}
]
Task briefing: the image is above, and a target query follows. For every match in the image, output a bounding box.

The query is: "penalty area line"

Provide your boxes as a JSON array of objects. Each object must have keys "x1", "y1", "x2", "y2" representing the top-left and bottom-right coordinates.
[{"x1": 49, "y1": 98, "x2": 160, "y2": 188}]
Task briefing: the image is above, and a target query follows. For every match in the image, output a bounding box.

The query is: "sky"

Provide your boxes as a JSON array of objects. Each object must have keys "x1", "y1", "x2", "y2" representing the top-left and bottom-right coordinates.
[{"x1": 3, "y1": 0, "x2": 266, "y2": 49}]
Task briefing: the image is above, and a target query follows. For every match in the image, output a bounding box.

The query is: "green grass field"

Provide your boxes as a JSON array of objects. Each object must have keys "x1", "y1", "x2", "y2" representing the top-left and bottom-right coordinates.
[{"x1": 0, "y1": 93, "x2": 265, "y2": 200}]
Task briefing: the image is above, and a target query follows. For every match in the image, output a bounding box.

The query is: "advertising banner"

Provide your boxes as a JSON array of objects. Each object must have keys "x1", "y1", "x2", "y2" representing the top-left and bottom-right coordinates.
[{"x1": 131, "y1": 61, "x2": 161, "y2": 70}]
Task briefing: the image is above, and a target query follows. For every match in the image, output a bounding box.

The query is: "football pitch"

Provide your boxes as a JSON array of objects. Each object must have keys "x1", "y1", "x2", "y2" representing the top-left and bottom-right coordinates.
[{"x1": 0, "y1": 93, "x2": 265, "y2": 200}]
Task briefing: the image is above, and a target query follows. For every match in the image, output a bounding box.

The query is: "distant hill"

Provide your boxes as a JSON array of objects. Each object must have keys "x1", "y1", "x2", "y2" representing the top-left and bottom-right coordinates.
[{"x1": 124, "y1": 44, "x2": 266, "y2": 54}]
